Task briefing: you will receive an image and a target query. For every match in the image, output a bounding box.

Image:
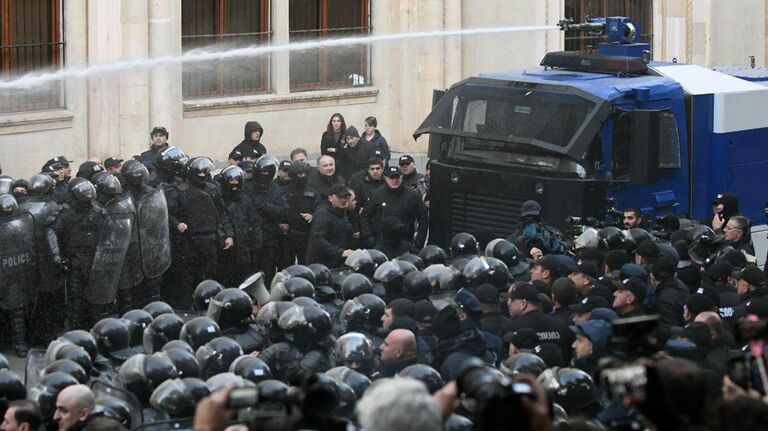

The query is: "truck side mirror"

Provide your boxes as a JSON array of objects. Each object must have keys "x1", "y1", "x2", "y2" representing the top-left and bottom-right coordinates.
[
  {"x1": 628, "y1": 109, "x2": 662, "y2": 185},
  {"x1": 427, "y1": 89, "x2": 448, "y2": 160}
]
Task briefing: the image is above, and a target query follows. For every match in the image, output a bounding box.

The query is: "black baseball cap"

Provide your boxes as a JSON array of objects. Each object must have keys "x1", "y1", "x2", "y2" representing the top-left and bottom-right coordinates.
[
  {"x1": 569, "y1": 295, "x2": 610, "y2": 314},
  {"x1": 508, "y1": 283, "x2": 540, "y2": 303},
  {"x1": 383, "y1": 166, "x2": 402, "y2": 178},
  {"x1": 474, "y1": 283, "x2": 500, "y2": 304},
  {"x1": 399, "y1": 155, "x2": 414, "y2": 165},
  {"x1": 104, "y1": 157, "x2": 124, "y2": 169},
  {"x1": 151, "y1": 126, "x2": 169, "y2": 137},
  {"x1": 328, "y1": 184, "x2": 351, "y2": 198},
  {"x1": 650, "y1": 257, "x2": 677, "y2": 279},
  {"x1": 636, "y1": 240, "x2": 661, "y2": 259},
  {"x1": 520, "y1": 200, "x2": 541, "y2": 217},
  {"x1": 228, "y1": 150, "x2": 244, "y2": 161},
  {"x1": 737, "y1": 266, "x2": 767, "y2": 288},
  {"x1": 616, "y1": 277, "x2": 647, "y2": 300},
  {"x1": 707, "y1": 261, "x2": 734, "y2": 282},
  {"x1": 571, "y1": 261, "x2": 599, "y2": 279},
  {"x1": 279, "y1": 160, "x2": 292, "y2": 171}
]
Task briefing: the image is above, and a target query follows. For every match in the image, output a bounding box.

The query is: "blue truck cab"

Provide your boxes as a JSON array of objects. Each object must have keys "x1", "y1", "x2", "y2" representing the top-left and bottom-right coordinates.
[{"x1": 415, "y1": 17, "x2": 768, "y2": 250}]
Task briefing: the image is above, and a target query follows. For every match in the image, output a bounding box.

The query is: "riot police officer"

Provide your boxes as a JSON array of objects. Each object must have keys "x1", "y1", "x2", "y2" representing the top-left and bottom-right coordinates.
[
  {"x1": 0, "y1": 194, "x2": 37, "y2": 356},
  {"x1": 283, "y1": 162, "x2": 320, "y2": 265},
  {"x1": 218, "y1": 165, "x2": 262, "y2": 287},
  {"x1": 45, "y1": 180, "x2": 109, "y2": 329}
]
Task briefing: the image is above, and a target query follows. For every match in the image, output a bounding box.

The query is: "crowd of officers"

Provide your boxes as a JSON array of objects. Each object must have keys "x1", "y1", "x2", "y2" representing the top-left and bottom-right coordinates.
[{"x1": 0, "y1": 117, "x2": 767, "y2": 430}]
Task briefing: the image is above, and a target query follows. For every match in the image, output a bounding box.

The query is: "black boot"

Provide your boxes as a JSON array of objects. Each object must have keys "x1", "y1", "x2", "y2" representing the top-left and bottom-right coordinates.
[{"x1": 10, "y1": 308, "x2": 29, "y2": 358}]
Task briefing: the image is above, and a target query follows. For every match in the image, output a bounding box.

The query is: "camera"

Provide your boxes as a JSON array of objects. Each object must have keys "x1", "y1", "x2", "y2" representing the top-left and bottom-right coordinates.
[
  {"x1": 600, "y1": 363, "x2": 647, "y2": 401},
  {"x1": 598, "y1": 315, "x2": 660, "y2": 402},
  {"x1": 727, "y1": 318, "x2": 768, "y2": 396},
  {"x1": 456, "y1": 358, "x2": 537, "y2": 430}
]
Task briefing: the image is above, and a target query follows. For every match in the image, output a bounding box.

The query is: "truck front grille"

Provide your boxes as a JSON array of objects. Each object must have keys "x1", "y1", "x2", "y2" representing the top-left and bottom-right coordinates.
[{"x1": 449, "y1": 191, "x2": 523, "y2": 239}]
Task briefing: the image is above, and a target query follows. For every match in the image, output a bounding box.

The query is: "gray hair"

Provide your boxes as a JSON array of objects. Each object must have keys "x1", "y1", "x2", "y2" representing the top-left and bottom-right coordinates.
[
  {"x1": 730, "y1": 215, "x2": 750, "y2": 232},
  {"x1": 356, "y1": 378, "x2": 442, "y2": 431}
]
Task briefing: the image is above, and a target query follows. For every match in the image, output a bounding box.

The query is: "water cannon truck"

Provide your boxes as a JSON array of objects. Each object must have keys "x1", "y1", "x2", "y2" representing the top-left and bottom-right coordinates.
[{"x1": 416, "y1": 16, "x2": 768, "y2": 254}]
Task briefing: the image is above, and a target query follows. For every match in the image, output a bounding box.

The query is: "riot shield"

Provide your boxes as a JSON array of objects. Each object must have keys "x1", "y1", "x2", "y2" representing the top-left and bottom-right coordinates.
[
  {"x1": 18, "y1": 196, "x2": 58, "y2": 227},
  {"x1": 18, "y1": 197, "x2": 56, "y2": 289},
  {"x1": 109, "y1": 194, "x2": 144, "y2": 290},
  {"x1": 92, "y1": 380, "x2": 144, "y2": 429},
  {"x1": 0, "y1": 212, "x2": 37, "y2": 309},
  {"x1": 88, "y1": 197, "x2": 133, "y2": 305},
  {"x1": 137, "y1": 188, "x2": 171, "y2": 279}
]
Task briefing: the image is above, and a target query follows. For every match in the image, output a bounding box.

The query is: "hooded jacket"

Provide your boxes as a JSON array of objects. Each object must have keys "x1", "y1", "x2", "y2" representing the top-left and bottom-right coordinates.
[
  {"x1": 434, "y1": 328, "x2": 489, "y2": 382},
  {"x1": 336, "y1": 138, "x2": 376, "y2": 182},
  {"x1": 362, "y1": 129, "x2": 391, "y2": 161},
  {"x1": 232, "y1": 121, "x2": 267, "y2": 157},
  {"x1": 571, "y1": 319, "x2": 612, "y2": 378}
]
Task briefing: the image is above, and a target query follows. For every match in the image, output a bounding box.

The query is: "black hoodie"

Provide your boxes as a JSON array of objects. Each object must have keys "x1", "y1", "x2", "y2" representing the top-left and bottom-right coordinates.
[{"x1": 232, "y1": 121, "x2": 267, "y2": 157}]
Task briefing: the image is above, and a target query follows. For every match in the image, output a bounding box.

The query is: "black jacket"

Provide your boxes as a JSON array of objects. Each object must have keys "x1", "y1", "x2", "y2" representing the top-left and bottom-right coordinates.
[
  {"x1": 480, "y1": 311, "x2": 513, "y2": 338},
  {"x1": 503, "y1": 310, "x2": 575, "y2": 363},
  {"x1": 222, "y1": 189, "x2": 263, "y2": 254},
  {"x1": 305, "y1": 202, "x2": 353, "y2": 268},
  {"x1": 361, "y1": 185, "x2": 428, "y2": 249},
  {"x1": 321, "y1": 130, "x2": 345, "y2": 156},
  {"x1": 434, "y1": 328, "x2": 489, "y2": 382},
  {"x1": 284, "y1": 180, "x2": 321, "y2": 235},
  {"x1": 243, "y1": 179, "x2": 288, "y2": 242},
  {"x1": 402, "y1": 170, "x2": 425, "y2": 193},
  {"x1": 136, "y1": 143, "x2": 169, "y2": 173},
  {"x1": 653, "y1": 279, "x2": 688, "y2": 327},
  {"x1": 348, "y1": 170, "x2": 384, "y2": 211},
  {"x1": 361, "y1": 129, "x2": 390, "y2": 161},
  {"x1": 336, "y1": 140, "x2": 376, "y2": 182},
  {"x1": 232, "y1": 121, "x2": 267, "y2": 157},
  {"x1": 307, "y1": 170, "x2": 345, "y2": 200}
]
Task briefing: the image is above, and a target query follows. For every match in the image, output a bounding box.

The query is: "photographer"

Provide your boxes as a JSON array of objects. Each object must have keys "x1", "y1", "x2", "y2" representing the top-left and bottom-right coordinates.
[{"x1": 357, "y1": 378, "x2": 442, "y2": 431}]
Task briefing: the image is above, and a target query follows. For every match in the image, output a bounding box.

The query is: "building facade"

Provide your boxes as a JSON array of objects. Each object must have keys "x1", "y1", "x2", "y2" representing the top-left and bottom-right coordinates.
[{"x1": 0, "y1": 0, "x2": 766, "y2": 178}]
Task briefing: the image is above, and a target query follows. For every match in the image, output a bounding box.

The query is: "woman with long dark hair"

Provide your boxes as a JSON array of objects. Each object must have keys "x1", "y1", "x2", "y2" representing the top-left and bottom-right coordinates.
[{"x1": 321, "y1": 113, "x2": 346, "y2": 156}]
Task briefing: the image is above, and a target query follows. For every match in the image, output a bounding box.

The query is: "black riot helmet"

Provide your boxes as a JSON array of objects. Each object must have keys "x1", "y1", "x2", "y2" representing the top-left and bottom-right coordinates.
[
  {"x1": 278, "y1": 306, "x2": 333, "y2": 351},
  {"x1": 0, "y1": 353, "x2": 8, "y2": 371},
  {"x1": 0, "y1": 370, "x2": 26, "y2": 402},
  {"x1": 688, "y1": 225, "x2": 722, "y2": 266},
  {"x1": 422, "y1": 264, "x2": 461, "y2": 292},
  {"x1": 367, "y1": 249, "x2": 389, "y2": 268},
  {"x1": 29, "y1": 173, "x2": 54, "y2": 196},
  {"x1": 392, "y1": 258, "x2": 420, "y2": 275},
  {"x1": 538, "y1": 367, "x2": 599, "y2": 417},
  {"x1": 207, "y1": 288, "x2": 254, "y2": 330},
  {"x1": 485, "y1": 238, "x2": 529, "y2": 276},
  {"x1": 0, "y1": 194, "x2": 17, "y2": 217},
  {"x1": 193, "y1": 279, "x2": 225, "y2": 312},
  {"x1": 284, "y1": 264, "x2": 317, "y2": 286},
  {"x1": 403, "y1": 271, "x2": 432, "y2": 301},
  {"x1": 292, "y1": 296, "x2": 321, "y2": 308},
  {"x1": 91, "y1": 172, "x2": 122, "y2": 200},
  {"x1": 60, "y1": 330, "x2": 99, "y2": 361},
  {"x1": 43, "y1": 359, "x2": 88, "y2": 384},
  {"x1": 46, "y1": 343, "x2": 93, "y2": 378},
  {"x1": 255, "y1": 302, "x2": 298, "y2": 341},
  {"x1": 419, "y1": 245, "x2": 448, "y2": 266},
  {"x1": 334, "y1": 382, "x2": 357, "y2": 419},
  {"x1": 325, "y1": 366, "x2": 372, "y2": 400},
  {"x1": 397, "y1": 253, "x2": 425, "y2": 270},
  {"x1": 334, "y1": 333, "x2": 374, "y2": 376},
  {"x1": 340, "y1": 294, "x2": 385, "y2": 331},
  {"x1": 179, "y1": 317, "x2": 222, "y2": 351},
  {"x1": 309, "y1": 263, "x2": 333, "y2": 287},
  {"x1": 187, "y1": 157, "x2": 215, "y2": 185},
  {"x1": 122, "y1": 309, "x2": 154, "y2": 348},
  {"x1": 229, "y1": 355, "x2": 272, "y2": 384},
  {"x1": 28, "y1": 372, "x2": 78, "y2": 421},
  {"x1": 451, "y1": 232, "x2": 479, "y2": 257},
  {"x1": 143, "y1": 301, "x2": 175, "y2": 318},
  {"x1": 0, "y1": 176, "x2": 11, "y2": 195},
  {"x1": 271, "y1": 278, "x2": 316, "y2": 302},
  {"x1": 121, "y1": 159, "x2": 149, "y2": 188},
  {"x1": 345, "y1": 249, "x2": 376, "y2": 277},
  {"x1": 195, "y1": 336, "x2": 244, "y2": 380},
  {"x1": 206, "y1": 373, "x2": 256, "y2": 393},
  {"x1": 163, "y1": 347, "x2": 200, "y2": 379},
  {"x1": 625, "y1": 228, "x2": 654, "y2": 248},
  {"x1": 156, "y1": 146, "x2": 189, "y2": 174},
  {"x1": 255, "y1": 155, "x2": 279, "y2": 185},
  {"x1": 162, "y1": 340, "x2": 194, "y2": 354},
  {"x1": 117, "y1": 353, "x2": 179, "y2": 405},
  {"x1": 500, "y1": 353, "x2": 547, "y2": 378},
  {"x1": 397, "y1": 364, "x2": 444, "y2": 394},
  {"x1": 150, "y1": 377, "x2": 211, "y2": 419},
  {"x1": 143, "y1": 313, "x2": 185, "y2": 354},
  {"x1": 254, "y1": 379, "x2": 289, "y2": 410},
  {"x1": 97, "y1": 395, "x2": 135, "y2": 429},
  {"x1": 68, "y1": 180, "x2": 97, "y2": 205},
  {"x1": 341, "y1": 273, "x2": 373, "y2": 300},
  {"x1": 373, "y1": 261, "x2": 405, "y2": 299},
  {"x1": 219, "y1": 165, "x2": 244, "y2": 193},
  {"x1": 91, "y1": 318, "x2": 132, "y2": 359},
  {"x1": 598, "y1": 226, "x2": 629, "y2": 251},
  {"x1": 462, "y1": 256, "x2": 510, "y2": 290}
]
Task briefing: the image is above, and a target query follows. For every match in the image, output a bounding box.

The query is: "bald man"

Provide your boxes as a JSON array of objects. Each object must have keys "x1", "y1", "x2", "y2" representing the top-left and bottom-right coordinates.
[
  {"x1": 53, "y1": 385, "x2": 96, "y2": 431},
  {"x1": 694, "y1": 311, "x2": 730, "y2": 375},
  {"x1": 378, "y1": 329, "x2": 419, "y2": 377}
]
